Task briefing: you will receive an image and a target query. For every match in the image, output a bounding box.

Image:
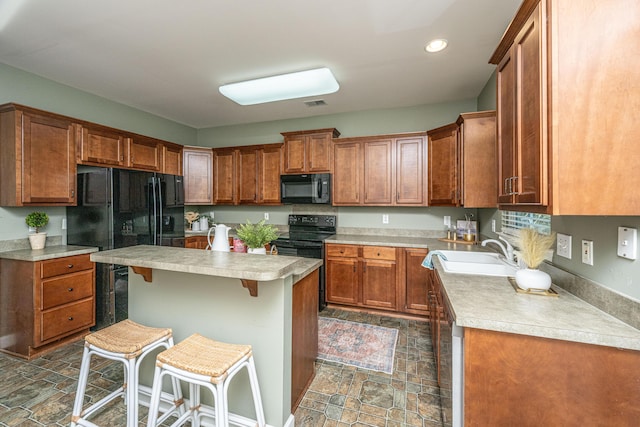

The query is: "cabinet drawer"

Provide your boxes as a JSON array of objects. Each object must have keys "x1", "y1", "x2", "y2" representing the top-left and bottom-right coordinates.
[
  {"x1": 41, "y1": 270, "x2": 94, "y2": 310},
  {"x1": 41, "y1": 298, "x2": 94, "y2": 342},
  {"x1": 362, "y1": 246, "x2": 396, "y2": 261},
  {"x1": 326, "y1": 244, "x2": 358, "y2": 258},
  {"x1": 41, "y1": 254, "x2": 93, "y2": 279}
]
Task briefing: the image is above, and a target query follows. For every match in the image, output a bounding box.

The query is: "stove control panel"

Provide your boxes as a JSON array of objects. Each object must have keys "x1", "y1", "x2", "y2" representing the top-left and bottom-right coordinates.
[{"x1": 288, "y1": 214, "x2": 336, "y2": 228}]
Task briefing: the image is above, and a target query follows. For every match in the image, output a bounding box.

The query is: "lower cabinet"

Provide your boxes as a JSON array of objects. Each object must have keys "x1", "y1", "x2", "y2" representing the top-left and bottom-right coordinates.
[
  {"x1": 0, "y1": 254, "x2": 96, "y2": 359},
  {"x1": 185, "y1": 235, "x2": 209, "y2": 249},
  {"x1": 326, "y1": 243, "x2": 429, "y2": 316}
]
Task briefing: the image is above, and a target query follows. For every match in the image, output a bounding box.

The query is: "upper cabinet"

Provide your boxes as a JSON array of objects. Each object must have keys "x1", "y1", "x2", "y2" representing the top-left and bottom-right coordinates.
[
  {"x1": 162, "y1": 142, "x2": 183, "y2": 176},
  {"x1": 129, "y1": 135, "x2": 162, "y2": 172},
  {"x1": 183, "y1": 146, "x2": 213, "y2": 205},
  {"x1": 490, "y1": 0, "x2": 640, "y2": 215},
  {"x1": 78, "y1": 125, "x2": 129, "y2": 168},
  {"x1": 0, "y1": 104, "x2": 77, "y2": 206},
  {"x1": 333, "y1": 132, "x2": 427, "y2": 206},
  {"x1": 281, "y1": 128, "x2": 339, "y2": 174},
  {"x1": 427, "y1": 111, "x2": 497, "y2": 208},
  {"x1": 213, "y1": 143, "x2": 282, "y2": 205}
]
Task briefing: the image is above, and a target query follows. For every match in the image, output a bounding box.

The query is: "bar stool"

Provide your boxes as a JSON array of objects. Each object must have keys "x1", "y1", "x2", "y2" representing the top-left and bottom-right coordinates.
[
  {"x1": 71, "y1": 319, "x2": 185, "y2": 427},
  {"x1": 146, "y1": 333, "x2": 266, "y2": 427}
]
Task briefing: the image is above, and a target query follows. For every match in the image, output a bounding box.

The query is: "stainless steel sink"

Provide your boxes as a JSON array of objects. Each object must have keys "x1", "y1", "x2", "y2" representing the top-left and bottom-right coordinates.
[{"x1": 436, "y1": 250, "x2": 518, "y2": 277}]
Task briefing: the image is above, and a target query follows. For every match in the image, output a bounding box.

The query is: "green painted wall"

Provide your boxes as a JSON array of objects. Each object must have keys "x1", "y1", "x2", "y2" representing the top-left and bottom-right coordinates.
[
  {"x1": 0, "y1": 63, "x2": 197, "y2": 241},
  {"x1": 197, "y1": 99, "x2": 477, "y2": 147}
]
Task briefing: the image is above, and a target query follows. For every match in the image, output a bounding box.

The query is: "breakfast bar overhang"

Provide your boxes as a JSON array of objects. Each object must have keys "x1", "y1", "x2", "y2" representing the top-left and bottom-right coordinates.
[{"x1": 91, "y1": 245, "x2": 322, "y2": 427}]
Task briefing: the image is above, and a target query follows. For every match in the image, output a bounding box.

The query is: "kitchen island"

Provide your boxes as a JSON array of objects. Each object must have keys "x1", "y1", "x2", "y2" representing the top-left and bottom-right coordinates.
[{"x1": 91, "y1": 245, "x2": 321, "y2": 427}]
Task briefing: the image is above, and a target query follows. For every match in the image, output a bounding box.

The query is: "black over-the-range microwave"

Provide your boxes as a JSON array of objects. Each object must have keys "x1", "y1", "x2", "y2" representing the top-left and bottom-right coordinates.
[{"x1": 280, "y1": 173, "x2": 331, "y2": 204}]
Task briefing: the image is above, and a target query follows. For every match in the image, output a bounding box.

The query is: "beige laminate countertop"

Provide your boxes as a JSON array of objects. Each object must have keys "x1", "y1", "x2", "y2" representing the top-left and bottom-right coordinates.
[
  {"x1": 324, "y1": 234, "x2": 640, "y2": 351},
  {"x1": 90, "y1": 245, "x2": 321, "y2": 283},
  {"x1": 0, "y1": 245, "x2": 98, "y2": 262}
]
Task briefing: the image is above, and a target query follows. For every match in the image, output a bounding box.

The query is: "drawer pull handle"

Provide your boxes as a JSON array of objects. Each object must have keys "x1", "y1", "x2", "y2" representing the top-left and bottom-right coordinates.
[
  {"x1": 377, "y1": 252, "x2": 380, "y2": 256},
  {"x1": 68, "y1": 287, "x2": 74, "y2": 292},
  {"x1": 67, "y1": 264, "x2": 74, "y2": 268},
  {"x1": 68, "y1": 316, "x2": 74, "y2": 321}
]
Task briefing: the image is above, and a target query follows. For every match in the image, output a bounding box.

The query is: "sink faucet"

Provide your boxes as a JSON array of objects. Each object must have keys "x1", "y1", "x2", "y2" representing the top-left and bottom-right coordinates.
[{"x1": 481, "y1": 236, "x2": 515, "y2": 262}]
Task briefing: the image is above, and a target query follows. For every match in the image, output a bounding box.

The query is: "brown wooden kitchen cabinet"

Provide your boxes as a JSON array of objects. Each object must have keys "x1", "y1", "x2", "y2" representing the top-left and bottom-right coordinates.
[
  {"x1": 162, "y1": 142, "x2": 183, "y2": 176},
  {"x1": 0, "y1": 253, "x2": 96, "y2": 359},
  {"x1": 78, "y1": 125, "x2": 129, "y2": 168},
  {"x1": 403, "y1": 248, "x2": 430, "y2": 316},
  {"x1": 213, "y1": 147, "x2": 236, "y2": 204},
  {"x1": 183, "y1": 146, "x2": 213, "y2": 204},
  {"x1": 464, "y1": 328, "x2": 640, "y2": 425},
  {"x1": 281, "y1": 128, "x2": 339, "y2": 174},
  {"x1": 427, "y1": 111, "x2": 497, "y2": 207},
  {"x1": 185, "y1": 235, "x2": 209, "y2": 249},
  {"x1": 332, "y1": 132, "x2": 426, "y2": 206},
  {"x1": 490, "y1": 0, "x2": 640, "y2": 214},
  {"x1": 0, "y1": 104, "x2": 78, "y2": 206},
  {"x1": 325, "y1": 243, "x2": 399, "y2": 312},
  {"x1": 213, "y1": 143, "x2": 282, "y2": 205},
  {"x1": 129, "y1": 135, "x2": 162, "y2": 172}
]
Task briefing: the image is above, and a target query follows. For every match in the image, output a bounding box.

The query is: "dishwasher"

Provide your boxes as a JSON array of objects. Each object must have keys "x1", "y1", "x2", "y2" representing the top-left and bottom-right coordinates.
[{"x1": 438, "y1": 289, "x2": 464, "y2": 427}]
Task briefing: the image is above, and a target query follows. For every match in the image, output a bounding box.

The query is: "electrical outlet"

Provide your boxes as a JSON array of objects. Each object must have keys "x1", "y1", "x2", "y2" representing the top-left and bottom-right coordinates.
[
  {"x1": 382, "y1": 214, "x2": 389, "y2": 224},
  {"x1": 444, "y1": 216, "x2": 451, "y2": 227},
  {"x1": 62, "y1": 218, "x2": 67, "y2": 230},
  {"x1": 582, "y1": 240, "x2": 594, "y2": 265},
  {"x1": 491, "y1": 219, "x2": 496, "y2": 233},
  {"x1": 264, "y1": 212, "x2": 269, "y2": 220},
  {"x1": 210, "y1": 212, "x2": 215, "y2": 220},
  {"x1": 557, "y1": 233, "x2": 572, "y2": 259}
]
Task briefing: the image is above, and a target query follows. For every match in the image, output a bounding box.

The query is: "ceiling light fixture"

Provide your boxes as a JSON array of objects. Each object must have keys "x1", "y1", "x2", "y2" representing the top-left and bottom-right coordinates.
[
  {"x1": 425, "y1": 39, "x2": 448, "y2": 53},
  {"x1": 219, "y1": 67, "x2": 339, "y2": 106}
]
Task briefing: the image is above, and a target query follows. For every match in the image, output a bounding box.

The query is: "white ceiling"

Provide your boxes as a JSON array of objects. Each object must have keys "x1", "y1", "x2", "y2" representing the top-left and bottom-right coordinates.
[{"x1": 0, "y1": 0, "x2": 522, "y2": 129}]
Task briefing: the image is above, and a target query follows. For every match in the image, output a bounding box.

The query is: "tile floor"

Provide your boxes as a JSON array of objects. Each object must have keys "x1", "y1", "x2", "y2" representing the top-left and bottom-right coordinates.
[{"x1": 0, "y1": 308, "x2": 442, "y2": 427}]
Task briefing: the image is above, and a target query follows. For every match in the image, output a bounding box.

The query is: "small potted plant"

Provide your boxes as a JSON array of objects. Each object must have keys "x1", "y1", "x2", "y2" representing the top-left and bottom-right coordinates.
[
  {"x1": 25, "y1": 211, "x2": 49, "y2": 250},
  {"x1": 235, "y1": 219, "x2": 279, "y2": 254},
  {"x1": 515, "y1": 228, "x2": 556, "y2": 290}
]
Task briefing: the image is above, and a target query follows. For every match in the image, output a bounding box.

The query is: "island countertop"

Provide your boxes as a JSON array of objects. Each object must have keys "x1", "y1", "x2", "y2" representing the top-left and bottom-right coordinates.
[{"x1": 90, "y1": 245, "x2": 320, "y2": 282}]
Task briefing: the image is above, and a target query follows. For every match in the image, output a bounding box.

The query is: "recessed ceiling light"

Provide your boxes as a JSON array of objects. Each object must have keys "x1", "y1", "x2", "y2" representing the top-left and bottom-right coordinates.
[
  {"x1": 425, "y1": 39, "x2": 448, "y2": 53},
  {"x1": 219, "y1": 67, "x2": 339, "y2": 106}
]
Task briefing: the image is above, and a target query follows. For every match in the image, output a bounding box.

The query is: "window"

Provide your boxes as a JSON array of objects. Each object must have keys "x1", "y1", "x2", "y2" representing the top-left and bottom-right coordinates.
[{"x1": 501, "y1": 210, "x2": 551, "y2": 236}]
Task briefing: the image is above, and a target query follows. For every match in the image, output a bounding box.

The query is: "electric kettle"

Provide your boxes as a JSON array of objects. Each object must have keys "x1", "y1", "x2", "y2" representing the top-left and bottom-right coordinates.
[{"x1": 208, "y1": 224, "x2": 231, "y2": 252}]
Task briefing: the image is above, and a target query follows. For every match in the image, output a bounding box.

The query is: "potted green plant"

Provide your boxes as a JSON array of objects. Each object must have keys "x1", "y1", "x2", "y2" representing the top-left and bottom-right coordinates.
[
  {"x1": 25, "y1": 211, "x2": 49, "y2": 250},
  {"x1": 235, "y1": 219, "x2": 279, "y2": 254}
]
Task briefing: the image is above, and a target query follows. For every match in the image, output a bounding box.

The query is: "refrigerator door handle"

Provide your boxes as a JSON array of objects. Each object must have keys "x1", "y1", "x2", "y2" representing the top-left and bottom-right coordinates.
[
  {"x1": 157, "y1": 177, "x2": 163, "y2": 244},
  {"x1": 150, "y1": 176, "x2": 158, "y2": 245}
]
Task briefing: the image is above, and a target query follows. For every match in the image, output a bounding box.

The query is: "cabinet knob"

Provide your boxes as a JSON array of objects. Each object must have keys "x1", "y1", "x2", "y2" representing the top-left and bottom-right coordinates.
[
  {"x1": 67, "y1": 287, "x2": 74, "y2": 292},
  {"x1": 68, "y1": 316, "x2": 74, "y2": 321},
  {"x1": 377, "y1": 252, "x2": 380, "y2": 256},
  {"x1": 67, "y1": 264, "x2": 73, "y2": 268}
]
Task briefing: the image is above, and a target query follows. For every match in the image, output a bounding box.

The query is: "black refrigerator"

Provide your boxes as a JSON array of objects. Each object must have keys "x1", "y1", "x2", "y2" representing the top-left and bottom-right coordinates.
[{"x1": 67, "y1": 165, "x2": 185, "y2": 330}]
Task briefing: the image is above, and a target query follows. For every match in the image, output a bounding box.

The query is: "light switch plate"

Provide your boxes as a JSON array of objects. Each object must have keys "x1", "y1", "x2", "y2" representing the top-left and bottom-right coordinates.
[
  {"x1": 617, "y1": 227, "x2": 637, "y2": 260},
  {"x1": 557, "y1": 233, "x2": 572, "y2": 259}
]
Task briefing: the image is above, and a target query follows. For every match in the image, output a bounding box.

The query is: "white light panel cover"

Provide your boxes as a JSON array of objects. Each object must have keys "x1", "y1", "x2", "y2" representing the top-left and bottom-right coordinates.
[{"x1": 219, "y1": 67, "x2": 339, "y2": 105}]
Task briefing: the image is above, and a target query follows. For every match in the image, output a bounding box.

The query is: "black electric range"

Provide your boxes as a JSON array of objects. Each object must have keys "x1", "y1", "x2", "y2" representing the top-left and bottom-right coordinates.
[{"x1": 275, "y1": 214, "x2": 336, "y2": 310}]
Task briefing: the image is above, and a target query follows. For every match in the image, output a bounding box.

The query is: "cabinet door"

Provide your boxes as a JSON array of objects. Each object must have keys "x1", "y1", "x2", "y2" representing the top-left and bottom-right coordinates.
[
  {"x1": 307, "y1": 133, "x2": 332, "y2": 172},
  {"x1": 363, "y1": 139, "x2": 393, "y2": 205},
  {"x1": 259, "y1": 144, "x2": 282, "y2": 204},
  {"x1": 129, "y1": 137, "x2": 162, "y2": 172},
  {"x1": 396, "y1": 137, "x2": 425, "y2": 205},
  {"x1": 513, "y1": 2, "x2": 546, "y2": 206},
  {"x1": 332, "y1": 142, "x2": 361, "y2": 205},
  {"x1": 183, "y1": 147, "x2": 213, "y2": 204},
  {"x1": 361, "y1": 258, "x2": 397, "y2": 310},
  {"x1": 213, "y1": 148, "x2": 236, "y2": 204},
  {"x1": 404, "y1": 248, "x2": 429, "y2": 315},
  {"x1": 497, "y1": 50, "x2": 516, "y2": 204},
  {"x1": 79, "y1": 126, "x2": 128, "y2": 167},
  {"x1": 428, "y1": 124, "x2": 459, "y2": 206},
  {"x1": 283, "y1": 137, "x2": 306, "y2": 174},
  {"x1": 237, "y1": 148, "x2": 259, "y2": 204},
  {"x1": 326, "y1": 257, "x2": 359, "y2": 305},
  {"x1": 185, "y1": 235, "x2": 209, "y2": 249},
  {"x1": 163, "y1": 143, "x2": 183, "y2": 176},
  {"x1": 22, "y1": 112, "x2": 77, "y2": 205}
]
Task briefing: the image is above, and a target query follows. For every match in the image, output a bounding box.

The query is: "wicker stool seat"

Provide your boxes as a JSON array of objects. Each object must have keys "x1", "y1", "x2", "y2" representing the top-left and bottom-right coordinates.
[
  {"x1": 147, "y1": 333, "x2": 266, "y2": 427},
  {"x1": 71, "y1": 320, "x2": 185, "y2": 427}
]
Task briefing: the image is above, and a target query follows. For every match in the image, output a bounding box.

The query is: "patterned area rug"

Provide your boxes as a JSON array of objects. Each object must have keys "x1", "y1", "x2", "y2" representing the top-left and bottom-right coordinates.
[{"x1": 318, "y1": 317, "x2": 398, "y2": 374}]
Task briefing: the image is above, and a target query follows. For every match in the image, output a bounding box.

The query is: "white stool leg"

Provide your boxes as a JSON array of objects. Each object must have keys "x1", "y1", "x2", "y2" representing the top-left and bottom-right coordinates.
[
  {"x1": 246, "y1": 356, "x2": 266, "y2": 427},
  {"x1": 70, "y1": 345, "x2": 92, "y2": 427},
  {"x1": 125, "y1": 356, "x2": 138, "y2": 427},
  {"x1": 190, "y1": 382, "x2": 201, "y2": 427},
  {"x1": 146, "y1": 365, "x2": 164, "y2": 427}
]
